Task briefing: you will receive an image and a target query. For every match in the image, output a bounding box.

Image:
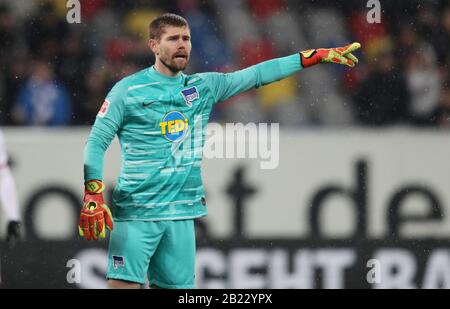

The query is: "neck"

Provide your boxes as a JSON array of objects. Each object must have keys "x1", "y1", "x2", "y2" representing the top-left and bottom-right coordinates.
[{"x1": 154, "y1": 58, "x2": 181, "y2": 77}]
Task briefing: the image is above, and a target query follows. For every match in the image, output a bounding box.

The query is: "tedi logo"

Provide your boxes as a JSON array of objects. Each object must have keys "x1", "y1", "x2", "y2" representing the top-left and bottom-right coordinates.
[{"x1": 159, "y1": 111, "x2": 189, "y2": 142}]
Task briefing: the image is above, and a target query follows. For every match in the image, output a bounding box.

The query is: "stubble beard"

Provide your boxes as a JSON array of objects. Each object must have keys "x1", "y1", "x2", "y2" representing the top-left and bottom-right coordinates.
[{"x1": 160, "y1": 56, "x2": 189, "y2": 75}]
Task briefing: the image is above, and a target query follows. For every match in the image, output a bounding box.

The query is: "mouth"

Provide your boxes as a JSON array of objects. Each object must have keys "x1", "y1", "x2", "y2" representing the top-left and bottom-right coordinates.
[{"x1": 173, "y1": 53, "x2": 188, "y2": 60}]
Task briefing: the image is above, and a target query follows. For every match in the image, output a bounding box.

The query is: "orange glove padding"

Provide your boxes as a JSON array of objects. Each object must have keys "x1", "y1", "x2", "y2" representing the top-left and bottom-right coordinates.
[
  {"x1": 300, "y1": 42, "x2": 361, "y2": 68},
  {"x1": 78, "y1": 180, "x2": 113, "y2": 241}
]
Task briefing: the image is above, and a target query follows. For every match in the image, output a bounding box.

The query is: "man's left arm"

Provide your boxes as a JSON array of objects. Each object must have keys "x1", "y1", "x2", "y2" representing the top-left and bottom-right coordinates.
[{"x1": 205, "y1": 42, "x2": 361, "y2": 104}]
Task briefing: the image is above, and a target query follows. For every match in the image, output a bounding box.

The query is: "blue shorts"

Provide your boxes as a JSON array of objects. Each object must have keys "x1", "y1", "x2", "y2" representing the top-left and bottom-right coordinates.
[{"x1": 106, "y1": 219, "x2": 195, "y2": 289}]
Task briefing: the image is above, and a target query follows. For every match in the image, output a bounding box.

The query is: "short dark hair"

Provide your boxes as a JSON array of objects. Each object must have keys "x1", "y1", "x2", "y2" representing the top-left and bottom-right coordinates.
[{"x1": 149, "y1": 13, "x2": 189, "y2": 41}]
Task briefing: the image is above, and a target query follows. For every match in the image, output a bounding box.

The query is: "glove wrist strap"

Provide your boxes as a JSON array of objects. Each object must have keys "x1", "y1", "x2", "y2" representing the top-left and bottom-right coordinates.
[
  {"x1": 300, "y1": 49, "x2": 320, "y2": 68},
  {"x1": 85, "y1": 180, "x2": 104, "y2": 194}
]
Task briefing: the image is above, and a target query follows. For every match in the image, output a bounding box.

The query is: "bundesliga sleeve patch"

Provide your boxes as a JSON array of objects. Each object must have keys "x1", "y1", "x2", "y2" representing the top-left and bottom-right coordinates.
[{"x1": 97, "y1": 100, "x2": 111, "y2": 118}]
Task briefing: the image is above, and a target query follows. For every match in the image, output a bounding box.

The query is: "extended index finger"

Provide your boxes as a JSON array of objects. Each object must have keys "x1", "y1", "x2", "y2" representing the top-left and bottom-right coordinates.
[{"x1": 342, "y1": 42, "x2": 361, "y2": 55}]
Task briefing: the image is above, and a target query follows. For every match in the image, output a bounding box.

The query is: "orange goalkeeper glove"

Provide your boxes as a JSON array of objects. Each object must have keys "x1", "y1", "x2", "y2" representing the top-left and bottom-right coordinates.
[
  {"x1": 300, "y1": 42, "x2": 361, "y2": 68},
  {"x1": 78, "y1": 180, "x2": 113, "y2": 241}
]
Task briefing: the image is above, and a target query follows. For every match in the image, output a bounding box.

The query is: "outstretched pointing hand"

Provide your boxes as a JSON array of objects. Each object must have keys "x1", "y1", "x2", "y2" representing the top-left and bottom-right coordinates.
[{"x1": 300, "y1": 42, "x2": 362, "y2": 68}]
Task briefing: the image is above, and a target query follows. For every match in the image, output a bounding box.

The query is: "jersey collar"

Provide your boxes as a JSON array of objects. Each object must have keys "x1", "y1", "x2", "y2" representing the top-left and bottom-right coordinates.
[{"x1": 148, "y1": 66, "x2": 185, "y2": 84}]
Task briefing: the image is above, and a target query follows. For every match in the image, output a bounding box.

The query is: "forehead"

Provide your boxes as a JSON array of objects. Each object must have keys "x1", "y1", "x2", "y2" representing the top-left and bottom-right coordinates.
[{"x1": 161, "y1": 26, "x2": 190, "y2": 38}]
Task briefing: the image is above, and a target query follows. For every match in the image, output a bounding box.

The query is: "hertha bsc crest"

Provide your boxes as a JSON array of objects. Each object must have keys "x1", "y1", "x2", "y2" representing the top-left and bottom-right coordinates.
[
  {"x1": 181, "y1": 87, "x2": 199, "y2": 107},
  {"x1": 112, "y1": 256, "x2": 125, "y2": 270}
]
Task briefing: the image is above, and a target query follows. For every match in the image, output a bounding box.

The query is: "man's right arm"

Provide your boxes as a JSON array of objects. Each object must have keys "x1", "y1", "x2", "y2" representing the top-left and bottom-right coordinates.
[
  {"x1": 80, "y1": 81, "x2": 126, "y2": 240},
  {"x1": 84, "y1": 82, "x2": 127, "y2": 182}
]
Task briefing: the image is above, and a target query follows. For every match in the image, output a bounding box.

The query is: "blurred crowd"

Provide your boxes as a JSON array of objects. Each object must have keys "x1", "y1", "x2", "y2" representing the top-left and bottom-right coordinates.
[{"x1": 0, "y1": 0, "x2": 449, "y2": 127}]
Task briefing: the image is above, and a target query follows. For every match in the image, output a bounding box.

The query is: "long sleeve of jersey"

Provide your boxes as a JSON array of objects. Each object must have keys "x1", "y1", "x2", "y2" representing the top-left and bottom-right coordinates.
[
  {"x1": 203, "y1": 53, "x2": 302, "y2": 103},
  {"x1": 84, "y1": 81, "x2": 127, "y2": 182}
]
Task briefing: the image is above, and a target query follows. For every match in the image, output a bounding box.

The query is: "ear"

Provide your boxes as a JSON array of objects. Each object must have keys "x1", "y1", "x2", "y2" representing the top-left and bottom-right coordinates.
[{"x1": 148, "y1": 39, "x2": 159, "y2": 55}]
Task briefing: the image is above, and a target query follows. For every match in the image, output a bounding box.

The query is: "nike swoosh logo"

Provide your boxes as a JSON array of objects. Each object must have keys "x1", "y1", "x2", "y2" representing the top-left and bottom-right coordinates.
[{"x1": 143, "y1": 100, "x2": 157, "y2": 107}]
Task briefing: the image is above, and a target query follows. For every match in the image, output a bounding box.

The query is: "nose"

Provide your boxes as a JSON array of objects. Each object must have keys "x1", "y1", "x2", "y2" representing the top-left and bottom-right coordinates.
[{"x1": 177, "y1": 39, "x2": 187, "y2": 49}]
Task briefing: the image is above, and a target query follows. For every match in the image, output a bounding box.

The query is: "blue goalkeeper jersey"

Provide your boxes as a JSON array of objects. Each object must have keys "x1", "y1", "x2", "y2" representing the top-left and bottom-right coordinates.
[{"x1": 84, "y1": 53, "x2": 302, "y2": 221}]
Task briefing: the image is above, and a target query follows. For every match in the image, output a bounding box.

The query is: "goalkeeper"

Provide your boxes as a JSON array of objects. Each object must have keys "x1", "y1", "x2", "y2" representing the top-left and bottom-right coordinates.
[{"x1": 80, "y1": 13, "x2": 360, "y2": 289}]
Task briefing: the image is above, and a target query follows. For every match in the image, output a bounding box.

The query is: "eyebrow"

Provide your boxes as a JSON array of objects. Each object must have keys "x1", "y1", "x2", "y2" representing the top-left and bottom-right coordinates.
[{"x1": 167, "y1": 34, "x2": 191, "y2": 39}]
